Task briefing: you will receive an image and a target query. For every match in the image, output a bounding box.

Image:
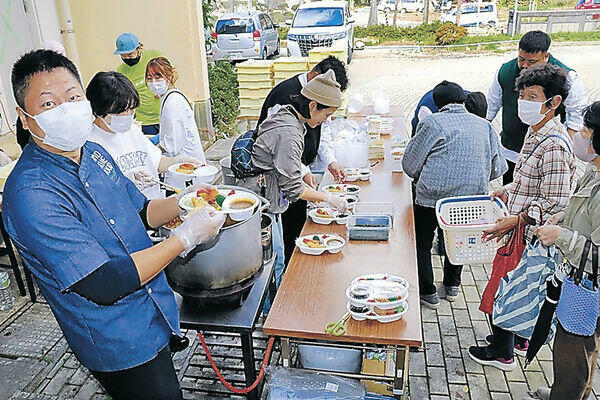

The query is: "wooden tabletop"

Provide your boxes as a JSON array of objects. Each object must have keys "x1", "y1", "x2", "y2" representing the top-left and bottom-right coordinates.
[{"x1": 263, "y1": 107, "x2": 423, "y2": 347}]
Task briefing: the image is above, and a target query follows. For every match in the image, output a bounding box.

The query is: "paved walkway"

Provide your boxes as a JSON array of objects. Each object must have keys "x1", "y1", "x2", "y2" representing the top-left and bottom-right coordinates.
[{"x1": 1, "y1": 44, "x2": 600, "y2": 399}]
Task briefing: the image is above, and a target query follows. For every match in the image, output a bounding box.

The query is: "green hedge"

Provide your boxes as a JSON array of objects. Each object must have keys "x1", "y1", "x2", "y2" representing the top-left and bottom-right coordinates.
[
  {"x1": 208, "y1": 61, "x2": 239, "y2": 137},
  {"x1": 354, "y1": 22, "x2": 443, "y2": 45}
]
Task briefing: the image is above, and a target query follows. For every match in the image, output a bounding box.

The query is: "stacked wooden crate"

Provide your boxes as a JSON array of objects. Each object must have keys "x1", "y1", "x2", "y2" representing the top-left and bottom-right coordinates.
[
  {"x1": 272, "y1": 57, "x2": 309, "y2": 86},
  {"x1": 237, "y1": 59, "x2": 275, "y2": 119}
]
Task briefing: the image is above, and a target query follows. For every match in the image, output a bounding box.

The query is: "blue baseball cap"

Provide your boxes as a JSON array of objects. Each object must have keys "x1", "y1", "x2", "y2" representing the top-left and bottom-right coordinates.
[{"x1": 114, "y1": 33, "x2": 140, "y2": 55}]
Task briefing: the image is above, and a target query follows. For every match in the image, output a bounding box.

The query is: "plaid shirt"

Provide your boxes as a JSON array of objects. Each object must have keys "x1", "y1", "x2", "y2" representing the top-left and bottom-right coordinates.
[{"x1": 503, "y1": 117, "x2": 575, "y2": 239}]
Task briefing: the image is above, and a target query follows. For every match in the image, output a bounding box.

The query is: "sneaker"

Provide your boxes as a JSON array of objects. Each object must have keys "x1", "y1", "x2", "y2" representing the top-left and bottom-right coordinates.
[
  {"x1": 514, "y1": 339, "x2": 529, "y2": 357},
  {"x1": 485, "y1": 335, "x2": 529, "y2": 357},
  {"x1": 444, "y1": 286, "x2": 460, "y2": 301},
  {"x1": 522, "y1": 387, "x2": 550, "y2": 400},
  {"x1": 420, "y1": 293, "x2": 440, "y2": 309},
  {"x1": 468, "y1": 345, "x2": 516, "y2": 371},
  {"x1": 535, "y1": 387, "x2": 551, "y2": 400}
]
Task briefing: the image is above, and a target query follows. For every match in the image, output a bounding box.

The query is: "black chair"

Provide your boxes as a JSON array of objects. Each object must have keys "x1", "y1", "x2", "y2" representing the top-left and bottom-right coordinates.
[{"x1": 0, "y1": 216, "x2": 36, "y2": 303}]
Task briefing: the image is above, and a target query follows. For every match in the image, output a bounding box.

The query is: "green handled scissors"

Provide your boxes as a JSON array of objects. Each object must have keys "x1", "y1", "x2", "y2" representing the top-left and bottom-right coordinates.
[{"x1": 325, "y1": 312, "x2": 351, "y2": 336}]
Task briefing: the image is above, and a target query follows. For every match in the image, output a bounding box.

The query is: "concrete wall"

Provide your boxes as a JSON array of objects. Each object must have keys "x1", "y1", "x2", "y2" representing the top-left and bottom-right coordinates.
[{"x1": 68, "y1": 0, "x2": 210, "y2": 102}]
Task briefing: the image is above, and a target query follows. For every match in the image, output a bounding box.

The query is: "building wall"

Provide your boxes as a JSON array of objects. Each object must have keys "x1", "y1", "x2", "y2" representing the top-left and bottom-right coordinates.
[{"x1": 68, "y1": 0, "x2": 210, "y2": 104}]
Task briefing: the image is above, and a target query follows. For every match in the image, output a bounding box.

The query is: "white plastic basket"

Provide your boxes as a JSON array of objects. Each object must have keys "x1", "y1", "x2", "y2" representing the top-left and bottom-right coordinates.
[{"x1": 435, "y1": 195, "x2": 508, "y2": 265}]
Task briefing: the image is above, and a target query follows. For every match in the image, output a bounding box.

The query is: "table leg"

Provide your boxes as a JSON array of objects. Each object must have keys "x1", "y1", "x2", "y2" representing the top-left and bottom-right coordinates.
[
  {"x1": 240, "y1": 332, "x2": 258, "y2": 400},
  {"x1": 280, "y1": 337, "x2": 291, "y2": 368},
  {"x1": 393, "y1": 345, "x2": 410, "y2": 399}
]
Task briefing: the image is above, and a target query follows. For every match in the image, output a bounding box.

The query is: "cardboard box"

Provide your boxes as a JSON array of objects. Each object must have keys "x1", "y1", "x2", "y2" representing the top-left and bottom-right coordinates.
[
  {"x1": 362, "y1": 350, "x2": 386, "y2": 376},
  {"x1": 361, "y1": 379, "x2": 394, "y2": 396}
]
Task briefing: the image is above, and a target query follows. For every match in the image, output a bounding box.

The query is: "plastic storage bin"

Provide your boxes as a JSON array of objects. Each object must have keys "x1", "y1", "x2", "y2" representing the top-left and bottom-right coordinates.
[
  {"x1": 436, "y1": 195, "x2": 508, "y2": 265},
  {"x1": 347, "y1": 215, "x2": 392, "y2": 241},
  {"x1": 298, "y1": 344, "x2": 362, "y2": 374},
  {"x1": 354, "y1": 202, "x2": 395, "y2": 225}
]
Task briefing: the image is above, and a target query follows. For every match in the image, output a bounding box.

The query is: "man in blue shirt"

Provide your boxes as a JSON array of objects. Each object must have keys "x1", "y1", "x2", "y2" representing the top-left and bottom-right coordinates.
[{"x1": 3, "y1": 50, "x2": 225, "y2": 400}]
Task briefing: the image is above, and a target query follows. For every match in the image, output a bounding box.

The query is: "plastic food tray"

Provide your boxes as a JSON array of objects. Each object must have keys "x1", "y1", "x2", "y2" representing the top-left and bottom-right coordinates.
[
  {"x1": 353, "y1": 202, "x2": 395, "y2": 225},
  {"x1": 345, "y1": 273, "x2": 410, "y2": 323},
  {"x1": 296, "y1": 234, "x2": 345, "y2": 255},
  {"x1": 347, "y1": 215, "x2": 391, "y2": 241},
  {"x1": 308, "y1": 208, "x2": 349, "y2": 225},
  {"x1": 321, "y1": 184, "x2": 362, "y2": 196}
]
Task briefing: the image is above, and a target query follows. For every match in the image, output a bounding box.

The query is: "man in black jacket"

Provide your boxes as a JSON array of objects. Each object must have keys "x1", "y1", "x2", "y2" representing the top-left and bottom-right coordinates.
[{"x1": 257, "y1": 55, "x2": 349, "y2": 265}]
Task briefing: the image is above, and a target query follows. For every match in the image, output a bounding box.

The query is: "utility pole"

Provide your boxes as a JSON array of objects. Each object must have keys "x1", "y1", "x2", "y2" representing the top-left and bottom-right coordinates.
[
  {"x1": 423, "y1": 0, "x2": 430, "y2": 24},
  {"x1": 393, "y1": 0, "x2": 399, "y2": 27},
  {"x1": 511, "y1": 0, "x2": 518, "y2": 35},
  {"x1": 455, "y1": 0, "x2": 463, "y2": 25}
]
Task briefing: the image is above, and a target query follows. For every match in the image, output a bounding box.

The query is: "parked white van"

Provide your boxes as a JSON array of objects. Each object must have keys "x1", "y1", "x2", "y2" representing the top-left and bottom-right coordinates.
[
  {"x1": 286, "y1": 1, "x2": 354, "y2": 63},
  {"x1": 378, "y1": 0, "x2": 424, "y2": 13},
  {"x1": 440, "y1": 2, "x2": 499, "y2": 27}
]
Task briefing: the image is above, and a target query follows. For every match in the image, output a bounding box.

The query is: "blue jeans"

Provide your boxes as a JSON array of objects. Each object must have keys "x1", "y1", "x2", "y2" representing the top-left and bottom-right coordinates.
[{"x1": 263, "y1": 213, "x2": 284, "y2": 314}]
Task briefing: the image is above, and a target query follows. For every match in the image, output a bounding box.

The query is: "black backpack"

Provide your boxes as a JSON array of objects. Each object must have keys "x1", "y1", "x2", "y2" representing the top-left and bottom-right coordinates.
[{"x1": 230, "y1": 130, "x2": 265, "y2": 179}]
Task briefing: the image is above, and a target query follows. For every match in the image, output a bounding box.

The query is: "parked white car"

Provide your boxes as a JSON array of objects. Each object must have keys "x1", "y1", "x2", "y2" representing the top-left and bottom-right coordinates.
[
  {"x1": 378, "y1": 0, "x2": 424, "y2": 13},
  {"x1": 286, "y1": 1, "x2": 354, "y2": 63},
  {"x1": 211, "y1": 12, "x2": 280, "y2": 61},
  {"x1": 440, "y1": 2, "x2": 499, "y2": 27}
]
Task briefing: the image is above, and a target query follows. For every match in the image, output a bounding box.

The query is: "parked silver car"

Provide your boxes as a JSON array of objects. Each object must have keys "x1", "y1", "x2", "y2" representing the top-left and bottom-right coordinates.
[{"x1": 211, "y1": 12, "x2": 280, "y2": 61}]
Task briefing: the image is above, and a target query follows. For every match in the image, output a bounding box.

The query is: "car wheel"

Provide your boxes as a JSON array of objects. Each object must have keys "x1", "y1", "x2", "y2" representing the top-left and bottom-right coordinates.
[
  {"x1": 347, "y1": 43, "x2": 353, "y2": 64},
  {"x1": 274, "y1": 40, "x2": 280, "y2": 56},
  {"x1": 400, "y1": 8, "x2": 407, "y2": 13},
  {"x1": 488, "y1": 21, "x2": 496, "y2": 27}
]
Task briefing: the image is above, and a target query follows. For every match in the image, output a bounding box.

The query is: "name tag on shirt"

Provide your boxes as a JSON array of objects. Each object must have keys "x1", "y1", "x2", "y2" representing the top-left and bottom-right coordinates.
[{"x1": 91, "y1": 150, "x2": 116, "y2": 179}]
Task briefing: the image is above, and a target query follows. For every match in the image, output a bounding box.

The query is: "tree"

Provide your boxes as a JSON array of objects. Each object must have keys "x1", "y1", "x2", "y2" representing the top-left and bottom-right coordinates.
[{"x1": 368, "y1": 0, "x2": 378, "y2": 26}]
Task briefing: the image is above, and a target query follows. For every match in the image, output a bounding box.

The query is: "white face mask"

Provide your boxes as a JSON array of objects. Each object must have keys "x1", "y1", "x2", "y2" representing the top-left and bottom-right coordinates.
[
  {"x1": 147, "y1": 79, "x2": 168, "y2": 96},
  {"x1": 24, "y1": 100, "x2": 93, "y2": 152},
  {"x1": 517, "y1": 98, "x2": 553, "y2": 127},
  {"x1": 573, "y1": 131, "x2": 597, "y2": 162},
  {"x1": 103, "y1": 114, "x2": 134, "y2": 134}
]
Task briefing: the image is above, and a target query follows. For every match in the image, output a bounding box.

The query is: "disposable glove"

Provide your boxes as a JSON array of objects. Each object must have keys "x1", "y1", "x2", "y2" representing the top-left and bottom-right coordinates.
[
  {"x1": 172, "y1": 207, "x2": 226, "y2": 257},
  {"x1": 325, "y1": 193, "x2": 349, "y2": 214}
]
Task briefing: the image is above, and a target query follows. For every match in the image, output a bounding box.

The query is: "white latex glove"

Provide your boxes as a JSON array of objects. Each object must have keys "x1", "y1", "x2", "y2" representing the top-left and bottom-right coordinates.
[
  {"x1": 176, "y1": 183, "x2": 216, "y2": 200},
  {"x1": 173, "y1": 155, "x2": 202, "y2": 166},
  {"x1": 172, "y1": 207, "x2": 226, "y2": 257},
  {"x1": 325, "y1": 193, "x2": 349, "y2": 214},
  {"x1": 130, "y1": 170, "x2": 155, "y2": 191}
]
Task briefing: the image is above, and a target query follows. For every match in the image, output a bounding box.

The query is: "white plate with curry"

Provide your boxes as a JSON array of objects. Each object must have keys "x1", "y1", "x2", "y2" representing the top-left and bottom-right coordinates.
[
  {"x1": 295, "y1": 234, "x2": 346, "y2": 255},
  {"x1": 221, "y1": 192, "x2": 260, "y2": 221}
]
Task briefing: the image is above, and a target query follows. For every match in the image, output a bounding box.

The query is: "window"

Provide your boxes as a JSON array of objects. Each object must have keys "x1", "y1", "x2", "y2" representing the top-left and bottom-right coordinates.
[
  {"x1": 480, "y1": 5, "x2": 494, "y2": 12},
  {"x1": 292, "y1": 7, "x2": 345, "y2": 27},
  {"x1": 460, "y1": 5, "x2": 477, "y2": 14},
  {"x1": 594, "y1": 0, "x2": 600, "y2": 5},
  {"x1": 265, "y1": 15, "x2": 274, "y2": 29},
  {"x1": 216, "y1": 19, "x2": 255, "y2": 34},
  {"x1": 259, "y1": 14, "x2": 268, "y2": 30}
]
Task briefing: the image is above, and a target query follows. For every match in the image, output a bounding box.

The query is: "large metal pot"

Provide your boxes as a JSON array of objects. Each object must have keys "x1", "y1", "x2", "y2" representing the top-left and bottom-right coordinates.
[{"x1": 165, "y1": 185, "x2": 269, "y2": 291}]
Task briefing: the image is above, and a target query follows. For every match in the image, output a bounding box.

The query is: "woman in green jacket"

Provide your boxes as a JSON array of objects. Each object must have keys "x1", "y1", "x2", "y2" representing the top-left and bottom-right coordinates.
[{"x1": 534, "y1": 101, "x2": 600, "y2": 400}]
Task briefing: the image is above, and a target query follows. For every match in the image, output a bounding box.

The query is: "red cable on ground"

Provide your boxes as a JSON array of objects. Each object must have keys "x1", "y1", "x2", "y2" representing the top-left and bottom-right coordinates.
[{"x1": 198, "y1": 331, "x2": 275, "y2": 394}]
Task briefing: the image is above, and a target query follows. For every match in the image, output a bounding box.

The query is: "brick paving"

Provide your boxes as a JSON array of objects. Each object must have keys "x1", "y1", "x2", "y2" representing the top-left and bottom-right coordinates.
[{"x1": 1, "y1": 44, "x2": 600, "y2": 399}]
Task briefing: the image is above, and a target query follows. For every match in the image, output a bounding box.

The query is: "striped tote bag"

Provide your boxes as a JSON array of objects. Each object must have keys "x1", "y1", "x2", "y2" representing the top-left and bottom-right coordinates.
[{"x1": 492, "y1": 240, "x2": 559, "y2": 341}]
